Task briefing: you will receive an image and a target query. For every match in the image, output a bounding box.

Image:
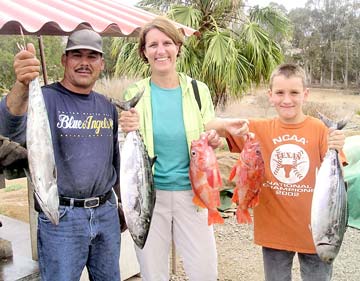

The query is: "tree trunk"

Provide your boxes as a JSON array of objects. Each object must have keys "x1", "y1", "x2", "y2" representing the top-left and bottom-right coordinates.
[
  {"x1": 344, "y1": 40, "x2": 349, "y2": 88},
  {"x1": 330, "y1": 40, "x2": 335, "y2": 87}
]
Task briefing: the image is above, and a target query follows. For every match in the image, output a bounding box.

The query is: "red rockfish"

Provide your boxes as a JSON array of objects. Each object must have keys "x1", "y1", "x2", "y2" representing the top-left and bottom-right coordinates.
[
  {"x1": 189, "y1": 134, "x2": 224, "y2": 225},
  {"x1": 229, "y1": 134, "x2": 265, "y2": 224}
]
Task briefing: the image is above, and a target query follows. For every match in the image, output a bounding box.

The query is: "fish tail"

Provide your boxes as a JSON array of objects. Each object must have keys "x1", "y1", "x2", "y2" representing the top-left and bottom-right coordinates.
[
  {"x1": 111, "y1": 88, "x2": 145, "y2": 111},
  {"x1": 192, "y1": 195, "x2": 207, "y2": 209},
  {"x1": 236, "y1": 208, "x2": 252, "y2": 224},
  {"x1": 317, "y1": 111, "x2": 349, "y2": 130},
  {"x1": 208, "y1": 209, "x2": 224, "y2": 225}
]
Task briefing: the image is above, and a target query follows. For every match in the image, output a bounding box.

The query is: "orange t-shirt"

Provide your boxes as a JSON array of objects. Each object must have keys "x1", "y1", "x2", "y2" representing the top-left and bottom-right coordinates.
[{"x1": 227, "y1": 116, "x2": 338, "y2": 253}]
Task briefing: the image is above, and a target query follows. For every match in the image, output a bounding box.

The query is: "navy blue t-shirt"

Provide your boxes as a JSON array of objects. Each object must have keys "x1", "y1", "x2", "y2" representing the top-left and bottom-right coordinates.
[{"x1": 0, "y1": 82, "x2": 119, "y2": 198}]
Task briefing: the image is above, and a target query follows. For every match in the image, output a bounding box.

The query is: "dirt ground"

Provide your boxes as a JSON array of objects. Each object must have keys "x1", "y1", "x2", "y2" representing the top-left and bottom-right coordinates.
[{"x1": 1, "y1": 87, "x2": 360, "y2": 280}]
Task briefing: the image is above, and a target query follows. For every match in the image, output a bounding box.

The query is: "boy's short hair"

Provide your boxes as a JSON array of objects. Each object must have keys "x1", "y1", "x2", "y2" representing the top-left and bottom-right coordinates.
[
  {"x1": 138, "y1": 16, "x2": 184, "y2": 63},
  {"x1": 269, "y1": 63, "x2": 307, "y2": 89}
]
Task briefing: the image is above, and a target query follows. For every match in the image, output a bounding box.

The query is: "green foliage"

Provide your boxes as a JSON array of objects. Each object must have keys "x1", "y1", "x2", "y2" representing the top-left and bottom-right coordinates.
[
  {"x1": 41, "y1": 36, "x2": 64, "y2": 83},
  {"x1": 0, "y1": 35, "x2": 24, "y2": 91},
  {"x1": 288, "y1": 1, "x2": 360, "y2": 87},
  {"x1": 111, "y1": 0, "x2": 291, "y2": 108},
  {"x1": 0, "y1": 35, "x2": 63, "y2": 89}
]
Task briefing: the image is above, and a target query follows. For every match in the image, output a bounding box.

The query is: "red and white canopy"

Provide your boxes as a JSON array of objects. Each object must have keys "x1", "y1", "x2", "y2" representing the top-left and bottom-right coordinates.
[{"x1": 0, "y1": 0, "x2": 198, "y2": 37}]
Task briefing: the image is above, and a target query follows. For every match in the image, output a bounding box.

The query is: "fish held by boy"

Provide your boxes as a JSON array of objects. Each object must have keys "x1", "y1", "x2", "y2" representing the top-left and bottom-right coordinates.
[
  {"x1": 112, "y1": 90, "x2": 156, "y2": 249},
  {"x1": 189, "y1": 134, "x2": 224, "y2": 225},
  {"x1": 26, "y1": 78, "x2": 59, "y2": 225},
  {"x1": 311, "y1": 112, "x2": 348, "y2": 264},
  {"x1": 229, "y1": 133, "x2": 265, "y2": 224}
]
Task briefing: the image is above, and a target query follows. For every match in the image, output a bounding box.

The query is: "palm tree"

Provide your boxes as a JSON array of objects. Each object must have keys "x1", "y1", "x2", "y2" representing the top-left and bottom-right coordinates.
[{"x1": 112, "y1": 0, "x2": 291, "y2": 107}]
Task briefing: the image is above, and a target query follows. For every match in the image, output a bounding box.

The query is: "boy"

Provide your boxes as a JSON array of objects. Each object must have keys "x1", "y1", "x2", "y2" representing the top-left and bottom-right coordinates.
[{"x1": 206, "y1": 63, "x2": 346, "y2": 281}]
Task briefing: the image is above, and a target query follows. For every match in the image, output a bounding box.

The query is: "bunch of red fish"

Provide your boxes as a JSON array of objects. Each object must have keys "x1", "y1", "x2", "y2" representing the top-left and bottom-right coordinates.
[
  {"x1": 189, "y1": 133, "x2": 265, "y2": 225},
  {"x1": 228, "y1": 134, "x2": 265, "y2": 224}
]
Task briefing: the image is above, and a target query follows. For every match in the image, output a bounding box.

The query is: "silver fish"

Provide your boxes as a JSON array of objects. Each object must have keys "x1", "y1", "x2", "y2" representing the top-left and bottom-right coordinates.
[
  {"x1": 112, "y1": 90, "x2": 156, "y2": 249},
  {"x1": 311, "y1": 113, "x2": 348, "y2": 264},
  {"x1": 26, "y1": 78, "x2": 59, "y2": 225}
]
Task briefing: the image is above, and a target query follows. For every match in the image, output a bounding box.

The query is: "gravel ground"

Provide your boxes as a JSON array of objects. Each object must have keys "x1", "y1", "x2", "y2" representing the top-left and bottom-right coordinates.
[{"x1": 170, "y1": 215, "x2": 360, "y2": 281}]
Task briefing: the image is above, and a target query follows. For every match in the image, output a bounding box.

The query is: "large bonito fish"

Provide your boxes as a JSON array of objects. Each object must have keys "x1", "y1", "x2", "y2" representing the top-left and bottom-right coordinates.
[
  {"x1": 311, "y1": 113, "x2": 348, "y2": 264},
  {"x1": 27, "y1": 78, "x2": 59, "y2": 225},
  {"x1": 112, "y1": 90, "x2": 156, "y2": 249}
]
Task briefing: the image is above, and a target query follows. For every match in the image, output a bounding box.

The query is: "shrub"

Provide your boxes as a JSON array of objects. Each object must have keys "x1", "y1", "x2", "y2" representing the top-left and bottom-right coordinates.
[{"x1": 303, "y1": 101, "x2": 337, "y2": 119}]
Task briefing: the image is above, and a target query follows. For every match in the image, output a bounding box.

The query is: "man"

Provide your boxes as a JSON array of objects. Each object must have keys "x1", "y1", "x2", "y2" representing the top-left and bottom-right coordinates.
[{"x1": 0, "y1": 29, "x2": 122, "y2": 281}]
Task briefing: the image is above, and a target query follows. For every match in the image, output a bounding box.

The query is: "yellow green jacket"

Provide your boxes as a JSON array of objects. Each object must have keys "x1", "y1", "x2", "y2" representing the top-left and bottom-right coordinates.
[{"x1": 123, "y1": 73, "x2": 215, "y2": 158}]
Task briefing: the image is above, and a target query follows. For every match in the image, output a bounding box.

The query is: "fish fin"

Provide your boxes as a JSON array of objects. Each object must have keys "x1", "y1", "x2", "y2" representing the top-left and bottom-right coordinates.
[
  {"x1": 212, "y1": 189, "x2": 221, "y2": 207},
  {"x1": 228, "y1": 165, "x2": 237, "y2": 181},
  {"x1": 231, "y1": 187, "x2": 239, "y2": 204},
  {"x1": 236, "y1": 208, "x2": 252, "y2": 224},
  {"x1": 192, "y1": 195, "x2": 207, "y2": 209},
  {"x1": 206, "y1": 169, "x2": 220, "y2": 187},
  {"x1": 208, "y1": 209, "x2": 224, "y2": 225},
  {"x1": 23, "y1": 168, "x2": 33, "y2": 185},
  {"x1": 248, "y1": 192, "x2": 260, "y2": 208},
  {"x1": 215, "y1": 169, "x2": 223, "y2": 187},
  {"x1": 150, "y1": 155, "x2": 157, "y2": 167}
]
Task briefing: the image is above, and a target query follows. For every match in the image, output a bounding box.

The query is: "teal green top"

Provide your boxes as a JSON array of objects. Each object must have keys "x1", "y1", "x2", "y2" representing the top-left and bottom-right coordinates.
[
  {"x1": 123, "y1": 73, "x2": 215, "y2": 190},
  {"x1": 150, "y1": 82, "x2": 191, "y2": 190}
]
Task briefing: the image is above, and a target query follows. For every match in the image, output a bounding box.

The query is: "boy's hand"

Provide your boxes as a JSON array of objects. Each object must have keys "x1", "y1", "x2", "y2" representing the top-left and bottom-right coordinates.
[
  {"x1": 224, "y1": 119, "x2": 249, "y2": 137},
  {"x1": 205, "y1": 129, "x2": 223, "y2": 149},
  {"x1": 119, "y1": 108, "x2": 139, "y2": 133},
  {"x1": 328, "y1": 128, "x2": 345, "y2": 151}
]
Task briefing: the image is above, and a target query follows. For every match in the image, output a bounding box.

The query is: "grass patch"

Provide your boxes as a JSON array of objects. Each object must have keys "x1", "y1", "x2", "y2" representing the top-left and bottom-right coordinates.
[{"x1": 4, "y1": 184, "x2": 25, "y2": 192}]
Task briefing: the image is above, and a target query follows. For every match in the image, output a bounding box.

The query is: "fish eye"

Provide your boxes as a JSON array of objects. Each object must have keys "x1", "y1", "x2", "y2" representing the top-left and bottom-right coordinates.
[{"x1": 191, "y1": 151, "x2": 196, "y2": 156}]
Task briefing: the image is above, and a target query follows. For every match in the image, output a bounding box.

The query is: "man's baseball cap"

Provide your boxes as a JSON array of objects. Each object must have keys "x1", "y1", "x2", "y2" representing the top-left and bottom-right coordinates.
[{"x1": 65, "y1": 29, "x2": 103, "y2": 54}]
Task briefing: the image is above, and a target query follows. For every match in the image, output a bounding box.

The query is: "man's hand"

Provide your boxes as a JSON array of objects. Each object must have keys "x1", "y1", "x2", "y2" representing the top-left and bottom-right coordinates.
[
  {"x1": 7, "y1": 43, "x2": 41, "y2": 116},
  {"x1": 119, "y1": 108, "x2": 139, "y2": 133},
  {"x1": 0, "y1": 135, "x2": 27, "y2": 167},
  {"x1": 14, "y1": 43, "x2": 40, "y2": 87}
]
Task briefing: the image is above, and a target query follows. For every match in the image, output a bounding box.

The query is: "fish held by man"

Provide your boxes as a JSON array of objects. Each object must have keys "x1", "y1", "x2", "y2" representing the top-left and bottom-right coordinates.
[
  {"x1": 26, "y1": 78, "x2": 59, "y2": 225},
  {"x1": 112, "y1": 90, "x2": 156, "y2": 249},
  {"x1": 311, "y1": 112, "x2": 348, "y2": 264},
  {"x1": 229, "y1": 133, "x2": 265, "y2": 224},
  {"x1": 189, "y1": 134, "x2": 224, "y2": 225}
]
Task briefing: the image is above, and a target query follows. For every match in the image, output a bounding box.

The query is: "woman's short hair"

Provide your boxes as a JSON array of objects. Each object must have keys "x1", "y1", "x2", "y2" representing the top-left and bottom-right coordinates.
[{"x1": 138, "y1": 17, "x2": 184, "y2": 63}]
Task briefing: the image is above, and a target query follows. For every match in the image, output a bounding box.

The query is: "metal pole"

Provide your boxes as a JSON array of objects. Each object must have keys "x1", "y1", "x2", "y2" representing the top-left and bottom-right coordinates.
[{"x1": 37, "y1": 35, "x2": 48, "y2": 85}]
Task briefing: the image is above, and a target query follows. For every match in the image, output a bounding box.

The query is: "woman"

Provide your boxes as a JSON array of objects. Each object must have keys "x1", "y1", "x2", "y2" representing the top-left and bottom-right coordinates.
[{"x1": 119, "y1": 17, "x2": 234, "y2": 281}]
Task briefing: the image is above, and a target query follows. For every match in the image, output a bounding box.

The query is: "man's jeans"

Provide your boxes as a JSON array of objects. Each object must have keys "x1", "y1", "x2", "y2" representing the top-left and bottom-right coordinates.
[
  {"x1": 37, "y1": 197, "x2": 121, "y2": 281},
  {"x1": 263, "y1": 247, "x2": 333, "y2": 281}
]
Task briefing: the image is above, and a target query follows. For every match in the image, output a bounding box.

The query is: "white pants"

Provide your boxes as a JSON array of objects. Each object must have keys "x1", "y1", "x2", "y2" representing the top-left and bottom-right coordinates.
[{"x1": 135, "y1": 190, "x2": 218, "y2": 281}]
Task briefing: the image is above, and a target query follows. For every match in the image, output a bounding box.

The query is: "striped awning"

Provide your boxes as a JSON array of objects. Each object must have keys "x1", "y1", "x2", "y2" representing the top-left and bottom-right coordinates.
[{"x1": 0, "y1": 0, "x2": 198, "y2": 37}]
